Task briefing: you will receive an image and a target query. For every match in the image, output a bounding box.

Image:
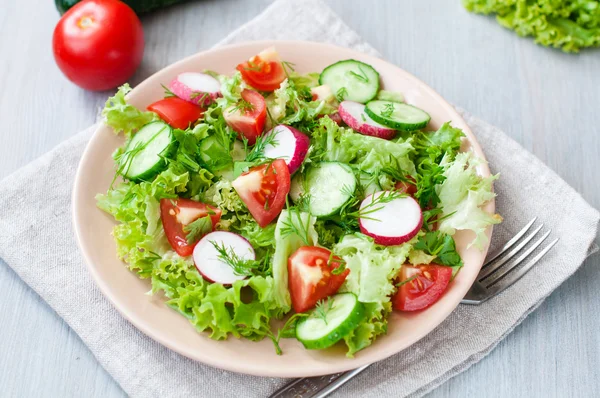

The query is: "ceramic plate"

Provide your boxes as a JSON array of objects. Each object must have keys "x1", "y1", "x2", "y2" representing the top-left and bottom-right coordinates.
[{"x1": 72, "y1": 40, "x2": 494, "y2": 377}]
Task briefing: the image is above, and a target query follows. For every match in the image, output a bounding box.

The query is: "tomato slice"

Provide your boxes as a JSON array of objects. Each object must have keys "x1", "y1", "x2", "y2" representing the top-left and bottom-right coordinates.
[
  {"x1": 392, "y1": 264, "x2": 452, "y2": 311},
  {"x1": 223, "y1": 89, "x2": 267, "y2": 145},
  {"x1": 288, "y1": 246, "x2": 350, "y2": 313},
  {"x1": 159, "y1": 198, "x2": 221, "y2": 257},
  {"x1": 394, "y1": 176, "x2": 417, "y2": 196},
  {"x1": 147, "y1": 97, "x2": 203, "y2": 129},
  {"x1": 236, "y1": 48, "x2": 286, "y2": 91},
  {"x1": 231, "y1": 159, "x2": 290, "y2": 227}
]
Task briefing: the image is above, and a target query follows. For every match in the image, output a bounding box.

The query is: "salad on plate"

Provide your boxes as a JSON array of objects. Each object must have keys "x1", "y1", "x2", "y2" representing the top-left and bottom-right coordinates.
[{"x1": 96, "y1": 47, "x2": 501, "y2": 356}]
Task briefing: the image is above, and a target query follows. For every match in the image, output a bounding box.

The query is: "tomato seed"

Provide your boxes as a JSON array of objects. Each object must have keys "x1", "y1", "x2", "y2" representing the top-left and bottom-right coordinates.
[
  {"x1": 315, "y1": 259, "x2": 324, "y2": 266},
  {"x1": 423, "y1": 271, "x2": 432, "y2": 280}
]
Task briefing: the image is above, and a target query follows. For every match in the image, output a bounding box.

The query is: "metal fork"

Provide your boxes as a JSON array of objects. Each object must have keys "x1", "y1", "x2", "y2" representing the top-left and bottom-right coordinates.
[{"x1": 269, "y1": 217, "x2": 559, "y2": 398}]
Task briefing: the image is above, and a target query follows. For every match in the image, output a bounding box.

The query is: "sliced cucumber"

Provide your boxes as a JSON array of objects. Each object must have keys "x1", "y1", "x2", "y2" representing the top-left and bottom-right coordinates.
[
  {"x1": 365, "y1": 100, "x2": 431, "y2": 131},
  {"x1": 319, "y1": 60, "x2": 380, "y2": 104},
  {"x1": 293, "y1": 162, "x2": 356, "y2": 217},
  {"x1": 119, "y1": 121, "x2": 175, "y2": 182},
  {"x1": 296, "y1": 293, "x2": 365, "y2": 350}
]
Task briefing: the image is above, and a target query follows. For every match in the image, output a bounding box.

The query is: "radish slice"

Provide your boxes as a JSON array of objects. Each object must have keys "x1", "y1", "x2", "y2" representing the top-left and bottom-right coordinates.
[
  {"x1": 359, "y1": 191, "x2": 423, "y2": 246},
  {"x1": 262, "y1": 125, "x2": 310, "y2": 174},
  {"x1": 169, "y1": 72, "x2": 221, "y2": 107},
  {"x1": 339, "y1": 100, "x2": 397, "y2": 140},
  {"x1": 193, "y1": 231, "x2": 255, "y2": 285}
]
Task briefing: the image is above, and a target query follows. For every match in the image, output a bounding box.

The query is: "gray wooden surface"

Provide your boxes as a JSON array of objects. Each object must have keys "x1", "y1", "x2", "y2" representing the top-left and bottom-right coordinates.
[{"x1": 0, "y1": 0, "x2": 598, "y2": 397}]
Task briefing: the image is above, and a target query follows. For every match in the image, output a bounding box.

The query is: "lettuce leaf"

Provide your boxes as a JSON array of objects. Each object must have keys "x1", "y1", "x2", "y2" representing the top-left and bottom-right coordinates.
[
  {"x1": 436, "y1": 151, "x2": 502, "y2": 249},
  {"x1": 102, "y1": 84, "x2": 159, "y2": 138},
  {"x1": 334, "y1": 233, "x2": 412, "y2": 356},
  {"x1": 271, "y1": 209, "x2": 319, "y2": 311},
  {"x1": 463, "y1": 0, "x2": 600, "y2": 52}
]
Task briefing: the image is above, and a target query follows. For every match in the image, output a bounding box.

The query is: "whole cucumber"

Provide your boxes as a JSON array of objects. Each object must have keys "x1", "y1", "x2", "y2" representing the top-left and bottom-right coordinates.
[{"x1": 55, "y1": 0, "x2": 189, "y2": 15}]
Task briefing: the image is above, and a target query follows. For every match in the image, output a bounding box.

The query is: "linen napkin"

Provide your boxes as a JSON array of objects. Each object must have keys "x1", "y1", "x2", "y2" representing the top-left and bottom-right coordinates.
[{"x1": 0, "y1": 0, "x2": 598, "y2": 397}]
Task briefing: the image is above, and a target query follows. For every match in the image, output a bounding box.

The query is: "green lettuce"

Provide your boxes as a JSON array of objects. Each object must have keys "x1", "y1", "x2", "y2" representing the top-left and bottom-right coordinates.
[
  {"x1": 334, "y1": 233, "x2": 412, "y2": 356},
  {"x1": 463, "y1": 0, "x2": 600, "y2": 52},
  {"x1": 102, "y1": 84, "x2": 158, "y2": 138},
  {"x1": 271, "y1": 209, "x2": 319, "y2": 311},
  {"x1": 436, "y1": 151, "x2": 502, "y2": 249}
]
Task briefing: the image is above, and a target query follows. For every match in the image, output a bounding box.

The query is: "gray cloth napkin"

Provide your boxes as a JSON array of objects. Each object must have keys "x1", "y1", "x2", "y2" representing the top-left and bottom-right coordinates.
[{"x1": 0, "y1": 0, "x2": 598, "y2": 397}]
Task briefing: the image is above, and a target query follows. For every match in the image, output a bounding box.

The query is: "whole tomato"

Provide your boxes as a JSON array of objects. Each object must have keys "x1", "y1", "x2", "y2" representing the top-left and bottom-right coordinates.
[{"x1": 52, "y1": 0, "x2": 144, "y2": 91}]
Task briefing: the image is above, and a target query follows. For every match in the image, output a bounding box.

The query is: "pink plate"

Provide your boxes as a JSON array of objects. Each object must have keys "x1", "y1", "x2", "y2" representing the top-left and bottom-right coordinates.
[{"x1": 72, "y1": 40, "x2": 494, "y2": 377}]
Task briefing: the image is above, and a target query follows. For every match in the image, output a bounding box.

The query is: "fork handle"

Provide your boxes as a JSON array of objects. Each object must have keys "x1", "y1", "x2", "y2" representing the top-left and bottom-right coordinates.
[{"x1": 268, "y1": 365, "x2": 371, "y2": 398}]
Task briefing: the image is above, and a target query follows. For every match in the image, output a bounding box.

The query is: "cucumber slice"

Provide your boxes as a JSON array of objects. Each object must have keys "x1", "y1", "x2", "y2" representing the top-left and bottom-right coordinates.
[
  {"x1": 319, "y1": 60, "x2": 380, "y2": 104},
  {"x1": 365, "y1": 100, "x2": 431, "y2": 131},
  {"x1": 119, "y1": 121, "x2": 175, "y2": 182},
  {"x1": 294, "y1": 162, "x2": 356, "y2": 217},
  {"x1": 296, "y1": 293, "x2": 365, "y2": 350}
]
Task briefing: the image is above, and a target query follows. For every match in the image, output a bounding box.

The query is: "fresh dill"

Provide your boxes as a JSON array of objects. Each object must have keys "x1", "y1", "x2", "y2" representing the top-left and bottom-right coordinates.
[
  {"x1": 211, "y1": 241, "x2": 271, "y2": 277},
  {"x1": 182, "y1": 216, "x2": 213, "y2": 244},
  {"x1": 348, "y1": 66, "x2": 369, "y2": 83},
  {"x1": 396, "y1": 275, "x2": 417, "y2": 288},
  {"x1": 313, "y1": 298, "x2": 334, "y2": 325},
  {"x1": 381, "y1": 102, "x2": 395, "y2": 118},
  {"x1": 230, "y1": 99, "x2": 254, "y2": 114},
  {"x1": 161, "y1": 84, "x2": 176, "y2": 98},
  {"x1": 281, "y1": 60, "x2": 296, "y2": 77},
  {"x1": 329, "y1": 251, "x2": 347, "y2": 276},
  {"x1": 336, "y1": 87, "x2": 348, "y2": 102},
  {"x1": 280, "y1": 205, "x2": 313, "y2": 246},
  {"x1": 266, "y1": 312, "x2": 308, "y2": 355},
  {"x1": 244, "y1": 129, "x2": 279, "y2": 163},
  {"x1": 190, "y1": 91, "x2": 210, "y2": 104}
]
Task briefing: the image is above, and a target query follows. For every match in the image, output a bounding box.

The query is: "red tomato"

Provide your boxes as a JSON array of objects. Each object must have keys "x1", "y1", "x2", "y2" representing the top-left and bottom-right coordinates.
[
  {"x1": 395, "y1": 176, "x2": 417, "y2": 196},
  {"x1": 52, "y1": 0, "x2": 144, "y2": 91},
  {"x1": 223, "y1": 89, "x2": 267, "y2": 144},
  {"x1": 236, "y1": 48, "x2": 286, "y2": 91},
  {"x1": 288, "y1": 247, "x2": 350, "y2": 313},
  {"x1": 147, "y1": 97, "x2": 204, "y2": 129},
  {"x1": 159, "y1": 198, "x2": 221, "y2": 257},
  {"x1": 231, "y1": 159, "x2": 290, "y2": 227},
  {"x1": 392, "y1": 265, "x2": 452, "y2": 311}
]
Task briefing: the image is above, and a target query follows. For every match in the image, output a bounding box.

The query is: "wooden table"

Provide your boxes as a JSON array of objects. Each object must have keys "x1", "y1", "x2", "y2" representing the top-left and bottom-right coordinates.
[{"x1": 0, "y1": 0, "x2": 598, "y2": 396}]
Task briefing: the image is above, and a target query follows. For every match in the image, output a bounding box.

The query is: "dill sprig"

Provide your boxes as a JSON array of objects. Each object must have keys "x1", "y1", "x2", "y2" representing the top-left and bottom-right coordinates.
[
  {"x1": 313, "y1": 298, "x2": 335, "y2": 325},
  {"x1": 211, "y1": 241, "x2": 271, "y2": 277},
  {"x1": 336, "y1": 87, "x2": 348, "y2": 102}
]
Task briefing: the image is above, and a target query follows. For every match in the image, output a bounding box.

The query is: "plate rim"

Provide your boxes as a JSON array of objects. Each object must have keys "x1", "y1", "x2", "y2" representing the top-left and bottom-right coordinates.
[{"x1": 72, "y1": 39, "x2": 494, "y2": 377}]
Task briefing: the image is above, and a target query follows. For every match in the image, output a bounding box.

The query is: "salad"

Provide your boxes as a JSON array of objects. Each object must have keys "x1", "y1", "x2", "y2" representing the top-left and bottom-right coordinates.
[{"x1": 97, "y1": 47, "x2": 501, "y2": 356}]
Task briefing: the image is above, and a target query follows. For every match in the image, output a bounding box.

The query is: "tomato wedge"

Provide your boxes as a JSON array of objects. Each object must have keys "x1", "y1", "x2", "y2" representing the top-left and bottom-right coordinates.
[
  {"x1": 392, "y1": 264, "x2": 452, "y2": 311},
  {"x1": 147, "y1": 97, "x2": 203, "y2": 129},
  {"x1": 288, "y1": 246, "x2": 350, "y2": 313},
  {"x1": 236, "y1": 47, "x2": 286, "y2": 91},
  {"x1": 231, "y1": 159, "x2": 290, "y2": 227},
  {"x1": 159, "y1": 198, "x2": 221, "y2": 257},
  {"x1": 394, "y1": 176, "x2": 417, "y2": 196},
  {"x1": 223, "y1": 89, "x2": 267, "y2": 145}
]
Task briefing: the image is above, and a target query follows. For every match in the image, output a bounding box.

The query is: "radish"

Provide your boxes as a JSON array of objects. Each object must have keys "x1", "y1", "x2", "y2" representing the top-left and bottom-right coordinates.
[
  {"x1": 339, "y1": 100, "x2": 397, "y2": 140},
  {"x1": 262, "y1": 125, "x2": 310, "y2": 174},
  {"x1": 193, "y1": 231, "x2": 255, "y2": 285},
  {"x1": 169, "y1": 72, "x2": 221, "y2": 107},
  {"x1": 359, "y1": 191, "x2": 422, "y2": 246}
]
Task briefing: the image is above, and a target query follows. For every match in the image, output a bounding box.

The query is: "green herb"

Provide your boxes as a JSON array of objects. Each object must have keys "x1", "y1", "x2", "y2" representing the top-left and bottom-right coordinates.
[
  {"x1": 380, "y1": 102, "x2": 395, "y2": 118},
  {"x1": 230, "y1": 99, "x2": 254, "y2": 114},
  {"x1": 421, "y1": 208, "x2": 456, "y2": 232},
  {"x1": 360, "y1": 113, "x2": 367, "y2": 122},
  {"x1": 244, "y1": 129, "x2": 279, "y2": 163},
  {"x1": 211, "y1": 241, "x2": 272, "y2": 277},
  {"x1": 313, "y1": 298, "x2": 334, "y2": 324},
  {"x1": 336, "y1": 87, "x2": 348, "y2": 102},
  {"x1": 329, "y1": 251, "x2": 347, "y2": 275},
  {"x1": 414, "y1": 160, "x2": 446, "y2": 208},
  {"x1": 348, "y1": 66, "x2": 370, "y2": 83},
  {"x1": 182, "y1": 216, "x2": 213, "y2": 245},
  {"x1": 396, "y1": 275, "x2": 417, "y2": 288},
  {"x1": 414, "y1": 231, "x2": 463, "y2": 268},
  {"x1": 280, "y1": 205, "x2": 313, "y2": 246},
  {"x1": 161, "y1": 84, "x2": 176, "y2": 98},
  {"x1": 281, "y1": 60, "x2": 296, "y2": 77},
  {"x1": 190, "y1": 91, "x2": 210, "y2": 104},
  {"x1": 267, "y1": 313, "x2": 308, "y2": 355}
]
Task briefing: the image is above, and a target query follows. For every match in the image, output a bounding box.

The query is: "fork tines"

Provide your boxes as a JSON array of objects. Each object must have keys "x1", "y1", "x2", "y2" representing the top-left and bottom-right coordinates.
[{"x1": 478, "y1": 217, "x2": 559, "y2": 295}]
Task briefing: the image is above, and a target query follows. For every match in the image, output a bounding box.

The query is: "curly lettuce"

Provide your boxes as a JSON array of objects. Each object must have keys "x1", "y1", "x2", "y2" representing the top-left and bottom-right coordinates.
[
  {"x1": 436, "y1": 151, "x2": 502, "y2": 249},
  {"x1": 334, "y1": 234, "x2": 412, "y2": 356},
  {"x1": 463, "y1": 0, "x2": 600, "y2": 52},
  {"x1": 102, "y1": 84, "x2": 158, "y2": 138}
]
